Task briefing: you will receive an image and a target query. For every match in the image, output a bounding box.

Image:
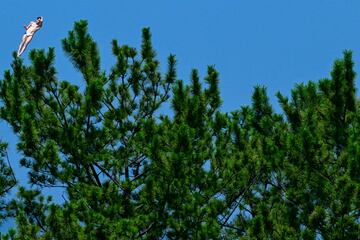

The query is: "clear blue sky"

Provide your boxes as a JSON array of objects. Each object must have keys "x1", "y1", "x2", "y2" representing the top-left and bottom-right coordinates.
[{"x1": 1, "y1": 0, "x2": 360, "y2": 231}]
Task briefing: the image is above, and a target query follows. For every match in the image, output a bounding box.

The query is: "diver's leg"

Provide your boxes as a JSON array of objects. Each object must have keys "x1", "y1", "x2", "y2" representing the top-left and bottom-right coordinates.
[
  {"x1": 17, "y1": 34, "x2": 28, "y2": 56},
  {"x1": 18, "y1": 35, "x2": 33, "y2": 56}
]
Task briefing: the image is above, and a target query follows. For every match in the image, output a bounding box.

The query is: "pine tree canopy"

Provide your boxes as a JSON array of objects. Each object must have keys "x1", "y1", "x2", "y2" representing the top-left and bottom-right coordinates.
[{"x1": 0, "y1": 20, "x2": 360, "y2": 239}]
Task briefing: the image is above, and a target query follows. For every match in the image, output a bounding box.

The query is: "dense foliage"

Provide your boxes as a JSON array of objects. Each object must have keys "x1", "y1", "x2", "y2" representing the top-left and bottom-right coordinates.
[
  {"x1": 0, "y1": 20, "x2": 359, "y2": 239},
  {"x1": 0, "y1": 142, "x2": 16, "y2": 226}
]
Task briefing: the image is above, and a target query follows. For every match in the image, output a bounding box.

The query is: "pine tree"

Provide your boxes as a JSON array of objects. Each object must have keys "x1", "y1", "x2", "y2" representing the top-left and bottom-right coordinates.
[{"x1": 0, "y1": 20, "x2": 360, "y2": 239}]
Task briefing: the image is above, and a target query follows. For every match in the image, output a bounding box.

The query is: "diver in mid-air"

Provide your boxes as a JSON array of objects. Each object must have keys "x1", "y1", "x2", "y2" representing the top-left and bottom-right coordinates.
[{"x1": 17, "y1": 16, "x2": 43, "y2": 57}]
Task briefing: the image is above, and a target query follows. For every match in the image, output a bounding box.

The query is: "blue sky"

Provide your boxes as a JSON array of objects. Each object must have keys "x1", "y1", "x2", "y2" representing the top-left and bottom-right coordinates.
[{"x1": 1, "y1": 0, "x2": 360, "y2": 231}]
